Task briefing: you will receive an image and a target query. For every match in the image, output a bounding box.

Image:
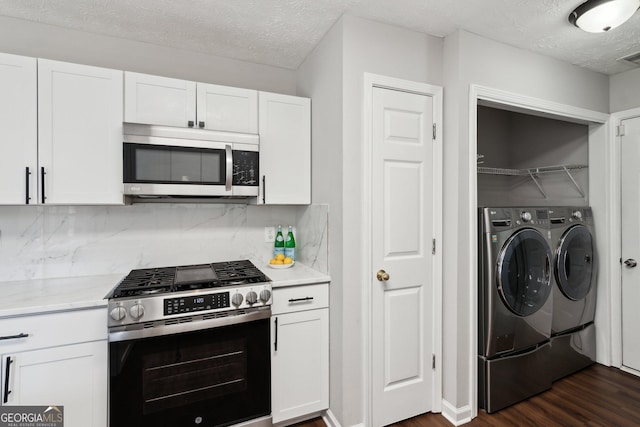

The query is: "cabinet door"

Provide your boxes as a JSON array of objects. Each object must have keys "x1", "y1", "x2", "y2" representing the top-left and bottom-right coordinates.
[
  {"x1": 38, "y1": 60, "x2": 123, "y2": 204},
  {"x1": 0, "y1": 53, "x2": 37, "y2": 205},
  {"x1": 124, "y1": 72, "x2": 196, "y2": 127},
  {"x1": 196, "y1": 83, "x2": 258, "y2": 133},
  {"x1": 258, "y1": 92, "x2": 311, "y2": 205},
  {"x1": 1, "y1": 341, "x2": 108, "y2": 427},
  {"x1": 271, "y1": 308, "x2": 329, "y2": 423}
]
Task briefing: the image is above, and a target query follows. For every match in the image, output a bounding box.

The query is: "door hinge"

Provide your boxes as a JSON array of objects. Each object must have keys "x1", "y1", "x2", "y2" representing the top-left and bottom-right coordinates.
[
  {"x1": 432, "y1": 123, "x2": 437, "y2": 140},
  {"x1": 432, "y1": 238, "x2": 436, "y2": 255},
  {"x1": 618, "y1": 125, "x2": 626, "y2": 136},
  {"x1": 432, "y1": 354, "x2": 436, "y2": 369}
]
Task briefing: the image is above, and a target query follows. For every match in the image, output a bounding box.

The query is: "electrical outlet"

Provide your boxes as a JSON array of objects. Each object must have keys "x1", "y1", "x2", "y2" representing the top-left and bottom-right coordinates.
[{"x1": 264, "y1": 226, "x2": 275, "y2": 243}]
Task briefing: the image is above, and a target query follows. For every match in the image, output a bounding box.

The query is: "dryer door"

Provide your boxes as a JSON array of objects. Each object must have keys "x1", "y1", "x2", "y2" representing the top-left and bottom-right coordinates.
[
  {"x1": 497, "y1": 229, "x2": 552, "y2": 317},
  {"x1": 556, "y1": 224, "x2": 594, "y2": 301}
]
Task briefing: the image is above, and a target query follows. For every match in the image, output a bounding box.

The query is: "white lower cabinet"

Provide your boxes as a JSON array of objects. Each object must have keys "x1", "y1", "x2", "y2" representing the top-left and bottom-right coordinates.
[
  {"x1": 271, "y1": 283, "x2": 329, "y2": 425},
  {"x1": 0, "y1": 309, "x2": 107, "y2": 427}
]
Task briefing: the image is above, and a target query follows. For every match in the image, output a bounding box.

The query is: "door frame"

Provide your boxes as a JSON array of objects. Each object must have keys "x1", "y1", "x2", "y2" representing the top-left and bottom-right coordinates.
[
  {"x1": 468, "y1": 85, "x2": 610, "y2": 419},
  {"x1": 610, "y1": 106, "x2": 640, "y2": 373},
  {"x1": 362, "y1": 73, "x2": 443, "y2": 425}
]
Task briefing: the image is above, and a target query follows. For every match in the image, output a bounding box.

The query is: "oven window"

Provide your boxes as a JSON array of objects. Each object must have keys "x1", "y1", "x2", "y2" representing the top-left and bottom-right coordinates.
[{"x1": 110, "y1": 318, "x2": 270, "y2": 426}]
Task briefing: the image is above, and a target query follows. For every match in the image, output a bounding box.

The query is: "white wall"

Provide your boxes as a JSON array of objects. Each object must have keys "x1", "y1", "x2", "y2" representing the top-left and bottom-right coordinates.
[
  {"x1": 297, "y1": 18, "x2": 345, "y2": 422},
  {"x1": 0, "y1": 15, "x2": 296, "y2": 94},
  {"x1": 443, "y1": 29, "x2": 610, "y2": 417},
  {"x1": 610, "y1": 68, "x2": 640, "y2": 113},
  {"x1": 298, "y1": 14, "x2": 443, "y2": 427}
]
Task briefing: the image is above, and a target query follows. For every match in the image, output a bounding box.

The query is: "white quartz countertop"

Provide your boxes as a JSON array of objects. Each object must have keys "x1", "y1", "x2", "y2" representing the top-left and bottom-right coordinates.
[
  {"x1": 0, "y1": 273, "x2": 125, "y2": 319},
  {"x1": 0, "y1": 262, "x2": 329, "y2": 319},
  {"x1": 256, "y1": 261, "x2": 331, "y2": 288}
]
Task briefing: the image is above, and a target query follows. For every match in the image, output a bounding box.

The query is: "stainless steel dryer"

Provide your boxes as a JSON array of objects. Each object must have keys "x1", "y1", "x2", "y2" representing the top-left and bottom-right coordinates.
[
  {"x1": 548, "y1": 206, "x2": 597, "y2": 381},
  {"x1": 478, "y1": 207, "x2": 553, "y2": 413}
]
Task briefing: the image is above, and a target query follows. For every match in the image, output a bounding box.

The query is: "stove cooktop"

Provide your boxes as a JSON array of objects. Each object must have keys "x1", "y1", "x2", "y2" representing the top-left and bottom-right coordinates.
[{"x1": 111, "y1": 260, "x2": 269, "y2": 299}]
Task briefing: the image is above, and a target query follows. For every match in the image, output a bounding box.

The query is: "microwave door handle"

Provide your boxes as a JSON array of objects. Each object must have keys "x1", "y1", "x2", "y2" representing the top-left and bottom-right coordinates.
[{"x1": 225, "y1": 145, "x2": 233, "y2": 191}]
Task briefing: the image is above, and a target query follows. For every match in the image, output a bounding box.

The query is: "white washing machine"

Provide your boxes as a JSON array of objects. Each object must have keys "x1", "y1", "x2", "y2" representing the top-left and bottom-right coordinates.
[
  {"x1": 548, "y1": 206, "x2": 597, "y2": 381},
  {"x1": 478, "y1": 207, "x2": 553, "y2": 413}
]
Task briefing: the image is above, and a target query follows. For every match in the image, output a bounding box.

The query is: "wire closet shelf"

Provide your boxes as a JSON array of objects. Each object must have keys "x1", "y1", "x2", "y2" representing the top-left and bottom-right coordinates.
[{"x1": 477, "y1": 163, "x2": 588, "y2": 199}]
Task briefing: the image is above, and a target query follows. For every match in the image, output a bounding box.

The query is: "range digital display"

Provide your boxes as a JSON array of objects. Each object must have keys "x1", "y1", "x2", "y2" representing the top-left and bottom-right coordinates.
[{"x1": 164, "y1": 292, "x2": 230, "y2": 315}]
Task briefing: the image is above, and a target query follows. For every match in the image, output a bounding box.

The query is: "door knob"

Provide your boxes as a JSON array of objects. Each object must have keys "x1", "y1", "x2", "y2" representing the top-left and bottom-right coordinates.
[
  {"x1": 624, "y1": 259, "x2": 637, "y2": 268},
  {"x1": 376, "y1": 269, "x2": 390, "y2": 282}
]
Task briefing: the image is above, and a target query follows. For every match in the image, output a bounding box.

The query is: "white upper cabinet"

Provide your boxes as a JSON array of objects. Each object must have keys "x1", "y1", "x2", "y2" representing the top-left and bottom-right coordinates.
[
  {"x1": 0, "y1": 53, "x2": 37, "y2": 205},
  {"x1": 0, "y1": 56, "x2": 123, "y2": 205},
  {"x1": 124, "y1": 72, "x2": 196, "y2": 128},
  {"x1": 197, "y1": 83, "x2": 258, "y2": 133},
  {"x1": 258, "y1": 92, "x2": 311, "y2": 205},
  {"x1": 38, "y1": 59, "x2": 123, "y2": 204},
  {"x1": 124, "y1": 72, "x2": 258, "y2": 133}
]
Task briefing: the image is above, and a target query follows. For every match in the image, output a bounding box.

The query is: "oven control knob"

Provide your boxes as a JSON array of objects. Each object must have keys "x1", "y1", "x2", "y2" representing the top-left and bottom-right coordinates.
[
  {"x1": 232, "y1": 292, "x2": 244, "y2": 307},
  {"x1": 572, "y1": 210, "x2": 583, "y2": 220},
  {"x1": 520, "y1": 211, "x2": 532, "y2": 222},
  {"x1": 246, "y1": 291, "x2": 258, "y2": 305},
  {"x1": 259, "y1": 289, "x2": 272, "y2": 303},
  {"x1": 129, "y1": 304, "x2": 145, "y2": 320},
  {"x1": 110, "y1": 306, "x2": 127, "y2": 321}
]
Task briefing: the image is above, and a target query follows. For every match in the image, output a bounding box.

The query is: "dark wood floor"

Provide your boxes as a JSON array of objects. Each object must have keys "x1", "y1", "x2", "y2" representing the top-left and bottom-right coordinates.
[{"x1": 292, "y1": 364, "x2": 640, "y2": 426}]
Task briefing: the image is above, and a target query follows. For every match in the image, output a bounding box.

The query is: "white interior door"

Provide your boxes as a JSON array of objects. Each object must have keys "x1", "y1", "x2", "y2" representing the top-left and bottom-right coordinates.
[
  {"x1": 621, "y1": 115, "x2": 640, "y2": 373},
  {"x1": 371, "y1": 86, "x2": 435, "y2": 426}
]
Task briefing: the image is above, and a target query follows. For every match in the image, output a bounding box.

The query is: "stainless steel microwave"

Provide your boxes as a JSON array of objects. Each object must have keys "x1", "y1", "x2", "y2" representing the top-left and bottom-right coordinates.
[{"x1": 123, "y1": 123, "x2": 259, "y2": 198}]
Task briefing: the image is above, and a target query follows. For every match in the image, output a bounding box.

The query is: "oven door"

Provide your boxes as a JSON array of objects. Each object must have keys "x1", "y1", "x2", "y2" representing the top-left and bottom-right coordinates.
[{"x1": 109, "y1": 313, "x2": 271, "y2": 427}]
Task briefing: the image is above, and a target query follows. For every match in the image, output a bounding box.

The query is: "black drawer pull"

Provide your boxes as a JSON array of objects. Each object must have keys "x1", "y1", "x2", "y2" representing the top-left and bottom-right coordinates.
[
  {"x1": 288, "y1": 297, "x2": 314, "y2": 303},
  {"x1": 0, "y1": 333, "x2": 29, "y2": 341}
]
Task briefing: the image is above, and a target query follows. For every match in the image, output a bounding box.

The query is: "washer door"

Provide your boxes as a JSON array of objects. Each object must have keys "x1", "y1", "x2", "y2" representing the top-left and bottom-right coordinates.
[
  {"x1": 556, "y1": 224, "x2": 594, "y2": 301},
  {"x1": 497, "y1": 228, "x2": 552, "y2": 316}
]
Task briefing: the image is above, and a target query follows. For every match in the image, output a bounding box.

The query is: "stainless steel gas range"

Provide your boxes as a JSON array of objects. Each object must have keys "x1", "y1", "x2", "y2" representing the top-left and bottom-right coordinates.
[{"x1": 107, "y1": 260, "x2": 272, "y2": 427}]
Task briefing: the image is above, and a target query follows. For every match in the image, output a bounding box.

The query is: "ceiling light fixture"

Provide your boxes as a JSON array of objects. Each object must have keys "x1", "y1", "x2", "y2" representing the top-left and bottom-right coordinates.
[{"x1": 569, "y1": 0, "x2": 640, "y2": 32}]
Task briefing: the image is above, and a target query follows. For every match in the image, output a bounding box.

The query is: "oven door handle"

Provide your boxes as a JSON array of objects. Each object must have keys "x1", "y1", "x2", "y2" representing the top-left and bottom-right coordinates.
[{"x1": 109, "y1": 308, "x2": 271, "y2": 342}]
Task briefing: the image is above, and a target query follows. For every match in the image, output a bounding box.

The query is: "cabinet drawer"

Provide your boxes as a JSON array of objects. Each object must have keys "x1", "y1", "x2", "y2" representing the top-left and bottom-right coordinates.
[
  {"x1": 272, "y1": 283, "x2": 328, "y2": 315},
  {"x1": 0, "y1": 308, "x2": 107, "y2": 353}
]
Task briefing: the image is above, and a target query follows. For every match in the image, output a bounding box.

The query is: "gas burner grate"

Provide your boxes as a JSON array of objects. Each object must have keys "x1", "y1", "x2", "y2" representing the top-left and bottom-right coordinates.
[
  {"x1": 112, "y1": 267, "x2": 176, "y2": 298},
  {"x1": 212, "y1": 260, "x2": 268, "y2": 284},
  {"x1": 111, "y1": 260, "x2": 270, "y2": 299}
]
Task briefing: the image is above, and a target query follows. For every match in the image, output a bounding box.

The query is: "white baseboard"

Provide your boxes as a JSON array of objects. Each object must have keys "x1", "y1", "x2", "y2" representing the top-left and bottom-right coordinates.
[
  {"x1": 441, "y1": 400, "x2": 472, "y2": 426},
  {"x1": 322, "y1": 409, "x2": 342, "y2": 427}
]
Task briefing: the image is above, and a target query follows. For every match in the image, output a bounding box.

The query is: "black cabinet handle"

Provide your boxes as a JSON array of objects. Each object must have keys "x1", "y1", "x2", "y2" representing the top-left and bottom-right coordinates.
[
  {"x1": 40, "y1": 167, "x2": 46, "y2": 204},
  {"x1": 274, "y1": 317, "x2": 278, "y2": 352},
  {"x1": 25, "y1": 167, "x2": 31, "y2": 204},
  {"x1": 3, "y1": 356, "x2": 12, "y2": 404},
  {"x1": 0, "y1": 333, "x2": 29, "y2": 341},
  {"x1": 288, "y1": 297, "x2": 314, "y2": 303},
  {"x1": 262, "y1": 176, "x2": 266, "y2": 204},
  {"x1": 198, "y1": 121, "x2": 205, "y2": 128},
  {"x1": 188, "y1": 120, "x2": 194, "y2": 127}
]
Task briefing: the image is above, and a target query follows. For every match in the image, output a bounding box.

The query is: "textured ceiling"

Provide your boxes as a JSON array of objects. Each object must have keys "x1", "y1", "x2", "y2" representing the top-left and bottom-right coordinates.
[{"x1": 0, "y1": 0, "x2": 638, "y2": 75}]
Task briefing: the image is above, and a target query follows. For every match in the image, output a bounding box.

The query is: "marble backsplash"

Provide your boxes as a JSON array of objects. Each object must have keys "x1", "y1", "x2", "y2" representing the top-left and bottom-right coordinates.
[{"x1": 0, "y1": 203, "x2": 328, "y2": 282}]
